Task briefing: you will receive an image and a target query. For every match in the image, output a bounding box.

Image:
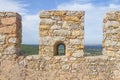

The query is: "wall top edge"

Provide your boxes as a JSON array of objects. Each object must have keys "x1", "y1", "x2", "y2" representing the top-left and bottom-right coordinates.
[
  {"x1": 40, "y1": 10, "x2": 85, "y2": 18},
  {"x1": 0, "y1": 12, "x2": 21, "y2": 20}
]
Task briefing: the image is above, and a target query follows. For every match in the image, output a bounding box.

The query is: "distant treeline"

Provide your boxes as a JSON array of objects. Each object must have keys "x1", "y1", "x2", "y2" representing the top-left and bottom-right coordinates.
[{"x1": 21, "y1": 44, "x2": 102, "y2": 56}]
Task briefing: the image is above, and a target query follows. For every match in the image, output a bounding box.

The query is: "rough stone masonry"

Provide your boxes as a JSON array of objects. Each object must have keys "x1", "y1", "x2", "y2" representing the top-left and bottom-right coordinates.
[
  {"x1": 103, "y1": 11, "x2": 120, "y2": 57},
  {"x1": 39, "y1": 11, "x2": 84, "y2": 57},
  {"x1": 0, "y1": 11, "x2": 120, "y2": 80},
  {"x1": 0, "y1": 12, "x2": 21, "y2": 57}
]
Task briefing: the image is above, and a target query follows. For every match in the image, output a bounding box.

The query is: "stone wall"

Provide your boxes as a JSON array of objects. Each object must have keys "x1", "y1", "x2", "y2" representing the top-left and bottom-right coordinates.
[
  {"x1": 0, "y1": 11, "x2": 120, "y2": 80},
  {"x1": 103, "y1": 11, "x2": 120, "y2": 57},
  {"x1": 0, "y1": 12, "x2": 22, "y2": 57},
  {"x1": 1, "y1": 54, "x2": 120, "y2": 80},
  {"x1": 24, "y1": 55, "x2": 120, "y2": 80},
  {"x1": 39, "y1": 11, "x2": 84, "y2": 57}
]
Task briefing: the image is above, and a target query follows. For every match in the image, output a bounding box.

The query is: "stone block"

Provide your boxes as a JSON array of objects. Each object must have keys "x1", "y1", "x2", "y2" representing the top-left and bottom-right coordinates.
[
  {"x1": 53, "y1": 30, "x2": 70, "y2": 36},
  {"x1": 0, "y1": 24, "x2": 19, "y2": 34},
  {"x1": 62, "y1": 21, "x2": 69, "y2": 29},
  {"x1": 40, "y1": 37, "x2": 53, "y2": 45},
  {"x1": 51, "y1": 24, "x2": 61, "y2": 30},
  {"x1": 3, "y1": 45, "x2": 17, "y2": 54},
  {"x1": 72, "y1": 50, "x2": 84, "y2": 57},
  {"x1": 0, "y1": 34, "x2": 5, "y2": 45},
  {"x1": 53, "y1": 37, "x2": 65, "y2": 41},
  {"x1": 62, "y1": 64, "x2": 70, "y2": 70},
  {"x1": 66, "y1": 35, "x2": 77, "y2": 39},
  {"x1": 40, "y1": 24, "x2": 51, "y2": 30},
  {"x1": 72, "y1": 30, "x2": 83, "y2": 36},
  {"x1": 51, "y1": 16, "x2": 61, "y2": 20},
  {"x1": 40, "y1": 30, "x2": 49, "y2": 36},
  {"x1": 51, "y1": 11, "x2": 66, "y2": 16},
  {"x1": 0, "y1": 12, "x2": 21, "y2": 19},
  {"x1": 8, "y1": 37, "x2": 17, "y2": 43},
  {"x1": 106, "y1": 11, "x2": 118, "y2": 20},
  {"x1": 70, "y1": 23, "x2": 80, "y2": 30},
  {"x1": 105, "y1": 21, "x2": 119, "y2": 28},
  {"x1": 40, "y1": 11, "x2": 51, "y2": 18},
  {"x1": 63, "y1": 16, "x2": 80, "y2": 22},
  {"x1": 40, "y1": 19, "x2": 55, "y2": 25},
  {"x1": 70, "y1": 39, "x2": 82, "y2": 45},
  {"x1": 1, "y1": 17, "x2": 16, "y2": 25}
]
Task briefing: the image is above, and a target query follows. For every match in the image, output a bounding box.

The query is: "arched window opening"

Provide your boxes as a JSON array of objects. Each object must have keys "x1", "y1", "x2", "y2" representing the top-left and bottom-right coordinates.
[
  {"x1": 54, "y1": 42, "x2": 66, "y2": 56},
  {"x1": 57, "y1": 43, "x2": 65, "y2": 55}
]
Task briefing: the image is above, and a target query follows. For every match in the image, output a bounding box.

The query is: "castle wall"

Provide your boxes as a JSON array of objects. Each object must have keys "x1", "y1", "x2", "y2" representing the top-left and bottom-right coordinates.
[
  {"x1": 0, "y1": 11, "x2": 120, "y2": 80},
  {"x1": 103, "y1": 11, "x2": 120, "y2": 57},
  {"x1": 0, "y1": 12, "x2": 22, "y2": 57},
  {"x1": 24, "y1": 55, "x2": 119, "y2": 80},
  {"x1": 39, "y1": 11, "x2": 84, "y2": 57},
  {"x1": 1, "y1": 54, "x2": 120, "y2": 80}
]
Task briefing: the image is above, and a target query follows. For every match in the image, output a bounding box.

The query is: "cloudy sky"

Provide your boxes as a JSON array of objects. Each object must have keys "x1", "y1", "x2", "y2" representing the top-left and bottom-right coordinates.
[{"x1": 0, "y1": 0, "x2": 120, "y2": 45}]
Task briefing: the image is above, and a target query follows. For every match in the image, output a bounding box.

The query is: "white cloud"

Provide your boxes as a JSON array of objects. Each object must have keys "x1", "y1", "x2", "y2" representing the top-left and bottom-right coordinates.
[
  {"x1": 0, "y1": 0, "x2": 40, "y2": 44},
  {"x1": 57, "y1": 2, "x2": 120, "y2": 45},
  {"x1": 0, "y1": 0, "x2": 28, "y2": 15},
  {"x1": 57, "y1": 3, "x2": 94, "y2": 10}
]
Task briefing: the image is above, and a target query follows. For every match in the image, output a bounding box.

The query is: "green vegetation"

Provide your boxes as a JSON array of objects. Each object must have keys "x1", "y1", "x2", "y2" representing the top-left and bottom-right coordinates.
[
  {"x1": 21, "y1": 44, "x2": 102, "y2": 56},
  {"x1": 84, "y1": 45, "x2": 102, "y2": 56},
  {"x1": 21, "y1": 44, "x2": 39, "y2": 55},
  {"x1": 84, "y1": 49, "x2": 102, "y2": 56}
]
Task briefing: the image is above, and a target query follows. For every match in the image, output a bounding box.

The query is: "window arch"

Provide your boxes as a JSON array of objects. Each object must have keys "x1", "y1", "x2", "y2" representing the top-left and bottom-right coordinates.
[{"x1": 54, "y1": 42, "x2": 66, "y2": 56}]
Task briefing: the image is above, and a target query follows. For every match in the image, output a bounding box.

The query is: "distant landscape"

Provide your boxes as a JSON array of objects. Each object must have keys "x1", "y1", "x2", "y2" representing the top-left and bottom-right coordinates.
[
  {"x1": 21, "y1": 44, "x2": 39, "y2": 55},
  {"x1": 21, "y1": 44, "x2": 102, "y2": 56},
  {"x1": 84, "y1": 45, "x2": 102, "y2": 56}
]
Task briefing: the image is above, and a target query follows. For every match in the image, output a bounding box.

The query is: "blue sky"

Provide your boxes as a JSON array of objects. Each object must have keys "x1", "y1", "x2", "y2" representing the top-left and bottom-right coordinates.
[{"x1": 0, "y1": 0, "x2": 120, "y2": 45}]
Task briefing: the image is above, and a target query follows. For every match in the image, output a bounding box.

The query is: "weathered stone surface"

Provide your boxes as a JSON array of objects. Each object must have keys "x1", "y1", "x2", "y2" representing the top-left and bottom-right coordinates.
[
  {"x1": 62, "y1": 64, "x2": 70, "y2": 70},
  {"x1": 64, "y1": 16, "x2": 80, "y2": 22},
  {"x1": 40, "y1": 30, "x2": 49, "y2": 36},
  {"x1": 1, "y1": 17, "x2": 16, "y2": 25},
  {"x1": 69, "y1": 57, "x2": 76, "y2": 61},
  {"x1": 0, "y1": 34, "x2": 5, "y2": 45},
  {"x1": 0, "y1": 12, "x2": 21, "y2": 20},
  {"x1": 8, "y1": 37, "x2": 17, "y2": 43},
  {"x1": 3, "y1": 45, "x2": 16, "y2": 54},
  {"x1": 103, "y1": 11, "x2": 120, "y2": 57},
  {"x1": 105, "y1": 11, "x2": 117, "y2": 21},
  {"x1": 0, "y1": 11, "x2": 120, "y2": 80},
  {"x1": 72, "y1": 50, "x2": 84, "y2": 57},
  {"x1": 72, "y1": 30, "x2": 83, "y2": 36},
  {"x1": 70, "y1": 23, "x2": 80, "y2": 29},
  {"x1": 0, "y1": 12, "x2": 21, "y2": 56},
  {"x1": 40, "y1": 24, "x2": 51, "y2": 30},
  {"x1": 53, "y1": 30, "x2": 70, "y2": 36},
  {"x1": 0, "y1": 24, "x2": 19, "y2": 34},
  {"x1": 53, "y1": 37, "x2": 65, "y2": 41},
  {"x1": 40, "y1": 19, "x2": 55, "y2": 25},
  {"x1": 39, "y1": 11, "x2": 84, "y2": 57},
  {"x1": 26, "y1": 55, "x2": 40, "y2": 60},
  {"x1": 62, "y1": 21, "x2": 69, "y2": 29},
  {"x1": 105, "y1": 21, "x2": 119, "y2": 28},
  {"x1": 51, "y1": 24, "x2": 61, "y2": 30},
  {"x1": 70, "y1": 39, "x2": 81, "y2": 45},
  {"x1": 51, "y1": 11, "x2": 66, "y2": 16},
  {"x1": 0, "y1": 52, "x2": 2, "y2": 58},
  {"x1": 40, "y1": 37, "x2": 53, "y2": 45},
  {"x1": 51, "y1": 16, "x2": 61, "y2": 20},
  {"x1": 61, "y1": 56, "x2": 68, "y2": 62},
  {"x1": 40, "y1": 11, "x2": 51, "y2": 18}
]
